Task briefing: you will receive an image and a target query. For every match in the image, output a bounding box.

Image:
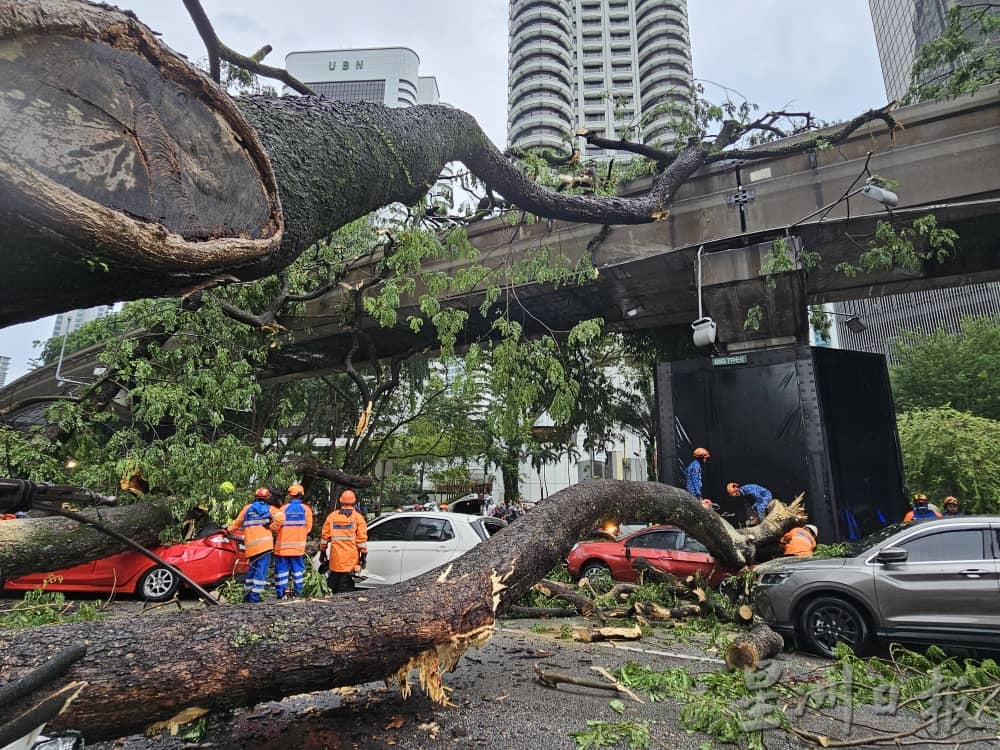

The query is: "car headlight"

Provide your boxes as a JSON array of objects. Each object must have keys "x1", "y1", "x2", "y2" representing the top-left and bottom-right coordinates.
[{"x1": 757, "y1": 572, "x2": 793, "y2": 587}]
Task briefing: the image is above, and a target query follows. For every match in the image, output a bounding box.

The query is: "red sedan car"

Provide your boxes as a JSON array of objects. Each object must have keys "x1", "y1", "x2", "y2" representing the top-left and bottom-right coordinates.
[
  {"x1": 3, "y1": 530, "x2": 248, "y2": 602},
  {"x1": 566, "y1": 525, "x2": 733, "y2": 586}
]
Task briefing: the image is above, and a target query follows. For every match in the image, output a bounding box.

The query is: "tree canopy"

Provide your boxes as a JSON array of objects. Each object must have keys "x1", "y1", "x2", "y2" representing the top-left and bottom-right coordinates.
[{"x1": 890, "y1": 314, "x2": 1000, "y2": 420}]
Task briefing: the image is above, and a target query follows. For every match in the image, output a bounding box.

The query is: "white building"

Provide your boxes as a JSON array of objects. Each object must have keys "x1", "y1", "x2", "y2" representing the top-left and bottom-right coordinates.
[
  {"x1": 51, "y1": 305, "x2": 114, "y2": 338},
  {"x1": 0, "y1": 355, "x2": 10, "y2": 387},
  {"x1": 507, "y1": 0, "x2": 693, "y2": 157},
  {"x1": 285, "y1": 47, "x2": 440, "y2": 107}
]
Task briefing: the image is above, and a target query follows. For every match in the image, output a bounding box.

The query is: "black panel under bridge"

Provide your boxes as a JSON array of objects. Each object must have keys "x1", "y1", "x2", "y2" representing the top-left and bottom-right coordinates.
[{"x1": 655, "y1": 345, "x2": 907, "y2": 543}]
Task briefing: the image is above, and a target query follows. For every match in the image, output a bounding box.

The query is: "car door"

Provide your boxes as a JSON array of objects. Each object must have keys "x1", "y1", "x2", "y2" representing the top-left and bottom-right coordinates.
[
  {"x1": 873, "y1": 524, "x2": 1000, "y2": 633},
  {"x1": 364, "y1": 516, "x2": 414, "y2": 585},
  {"x1": 626, "y1": 530, "x2": 683, "y2": 574},
  {"x1": 399, "y1": 516, "x2": 461, "y2": 582}
]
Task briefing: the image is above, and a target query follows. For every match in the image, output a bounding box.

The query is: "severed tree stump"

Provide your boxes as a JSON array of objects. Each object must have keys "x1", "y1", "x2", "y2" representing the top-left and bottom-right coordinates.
[{"x1": 724, "y1": 623, "x2": 785, "y2": 671}]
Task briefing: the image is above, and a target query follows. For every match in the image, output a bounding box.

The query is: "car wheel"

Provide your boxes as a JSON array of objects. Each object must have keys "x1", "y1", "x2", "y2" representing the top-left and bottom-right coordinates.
[
  {"x1": 580, "y1": 561, "x2": 611, "y2": 580},
  {"x1": 137, "y1": 565, "x2": 181, "y2": 602},
  {"x1": 798, "y1": 596, "x2": 871, "y2": 658}
]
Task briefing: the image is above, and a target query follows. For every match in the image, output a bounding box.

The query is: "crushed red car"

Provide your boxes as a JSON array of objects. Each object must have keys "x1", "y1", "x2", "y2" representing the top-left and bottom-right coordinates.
[
  {"x1": 566, "y1": 525, "x2": 735, "y2": 586},
  {"x1": 2, "y1": 529, "x2": 248, "y2": 602}
]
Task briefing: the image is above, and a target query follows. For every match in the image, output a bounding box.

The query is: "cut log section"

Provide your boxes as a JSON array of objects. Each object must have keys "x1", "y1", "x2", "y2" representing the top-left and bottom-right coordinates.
[
  {"x1": 0, "y1": 0, "x2": 282, "y2": 324},
  {"x1": 633, "y1": 602, "x2": 702, "y2": 621},
  {"x1": 724, "y1": 623, "x2": 785, "y2": 671},
  {"x1": 572, "y1": 624, "x2": 643, "y2": 643}
]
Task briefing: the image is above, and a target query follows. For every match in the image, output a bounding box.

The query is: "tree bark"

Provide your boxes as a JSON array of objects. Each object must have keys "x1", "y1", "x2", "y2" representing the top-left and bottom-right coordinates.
[
  {"x1": 0, "y1": 499, "x2": 174, "y2": 579},
  {"x1": 724, "y1": 623, "x2": 786, "y2": 671},
  {"x1": 0, "y1": 480, "x2": 802, "y2": 741},
  {"x1": 0, "y1": 0, "x2": 708, "y2": 328}
]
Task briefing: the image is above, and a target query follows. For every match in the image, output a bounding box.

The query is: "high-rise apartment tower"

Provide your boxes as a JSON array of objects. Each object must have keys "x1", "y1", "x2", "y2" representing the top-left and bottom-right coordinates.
[{"x1": 508, "y1": 0, "x2": 693, "y2": 158}]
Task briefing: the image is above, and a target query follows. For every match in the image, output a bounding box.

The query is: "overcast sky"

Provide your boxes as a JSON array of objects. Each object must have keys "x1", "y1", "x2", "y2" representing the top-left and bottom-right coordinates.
[{"x1": 0, "y1": 0, "x2": 885, "y2": 382}]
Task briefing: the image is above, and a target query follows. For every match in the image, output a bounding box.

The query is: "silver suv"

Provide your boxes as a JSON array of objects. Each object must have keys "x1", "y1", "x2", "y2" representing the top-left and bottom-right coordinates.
[{"x1": 753, "y1": 517, "x2": 1000, "y2": 657}]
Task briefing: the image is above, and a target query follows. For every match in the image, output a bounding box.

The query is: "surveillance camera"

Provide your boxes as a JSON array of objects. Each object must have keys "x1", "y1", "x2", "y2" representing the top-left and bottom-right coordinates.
[
  {"x1": 691, "y1": 317, "x2": 717, "y2": 347},
  {"x1": 862, "y1": 183, "x2": 898, "y2": 208}
]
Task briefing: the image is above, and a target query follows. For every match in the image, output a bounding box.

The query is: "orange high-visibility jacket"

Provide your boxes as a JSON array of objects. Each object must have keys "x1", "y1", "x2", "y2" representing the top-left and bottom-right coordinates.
[
  {"x1": 780, "y1": 527, "x2": 816, "y2": 557},
  {"x1": 321, "y1": 507, "x2": 368, "y2": 573},
  {"x1": 271, "y1": 498, "x2": 313, "y2": 557},
  {"x1": 227, "y1": 500, "x2": 274, "y2": 558}
]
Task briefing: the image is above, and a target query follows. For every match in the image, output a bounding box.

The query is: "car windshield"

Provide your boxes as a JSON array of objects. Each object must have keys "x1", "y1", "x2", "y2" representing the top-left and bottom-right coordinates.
[{"x1": 847, "y1": 522, "x2": 908, "y2": 556}]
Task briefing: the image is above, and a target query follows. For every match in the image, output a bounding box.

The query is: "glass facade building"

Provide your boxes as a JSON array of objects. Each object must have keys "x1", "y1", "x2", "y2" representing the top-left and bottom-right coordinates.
[
  {"x1": 869, "y1": 0, "x2": 998, "y2": 100},
  {"x1": 507, "y1": 0, "x2": 693, "y2": 158},
  {"x1": 855, "y1": 2, "x2": 1000, "y2": 363}
]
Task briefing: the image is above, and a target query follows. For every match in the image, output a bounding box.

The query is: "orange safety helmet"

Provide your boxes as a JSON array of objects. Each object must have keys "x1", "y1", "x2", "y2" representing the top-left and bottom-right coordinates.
[
  {"x1": 287, "y1": 483, "x2": 305, "y2": 497},
  {"x1": 254, "y1": 487, "x2": 271, "y2": 500},
  {"x1": 693, "y1": 447, "x2": 710, "y2": 459},
  {"x1": 339, "y1": 490, "x2": 357, "y2": 505},
  {"x1": 913, "y1": 492, "x2": 929, "y2": 504},
  {"x1": 943, "y1": 495, "x2": 959, "y2": 506},
  {"x1": 726, "y1": 482, "x2": 741, "y2": 497}
]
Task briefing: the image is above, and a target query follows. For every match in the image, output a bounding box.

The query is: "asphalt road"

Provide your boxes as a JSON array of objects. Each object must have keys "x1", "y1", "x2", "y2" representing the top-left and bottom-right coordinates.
[{"x1": 71, "y1": 610, "x2": 1000, "y2": 750}]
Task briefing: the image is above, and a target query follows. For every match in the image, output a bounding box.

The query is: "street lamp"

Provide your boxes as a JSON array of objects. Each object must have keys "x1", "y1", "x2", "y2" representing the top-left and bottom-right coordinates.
[{"x1": 820, "y1": 310, "x2": 868, "y2": 333}]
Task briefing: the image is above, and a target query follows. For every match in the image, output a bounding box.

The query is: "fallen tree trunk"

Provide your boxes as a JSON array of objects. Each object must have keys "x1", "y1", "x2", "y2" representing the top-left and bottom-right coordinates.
[
  {"x1": 724, "y1": 623, "x2": 786, "y2": 671},
  {"x1": 0, "y1": 499, "x2": 174, "y2": 579},
  {"x1": 0, "y1": 481, "x2": 803, "y2": 741},
  {"x1": 0, "y1": 0, "x2": 693, "y2": 327},
  {"x1": 0, "y1": 3, "x2": 901, "y2": 327}
]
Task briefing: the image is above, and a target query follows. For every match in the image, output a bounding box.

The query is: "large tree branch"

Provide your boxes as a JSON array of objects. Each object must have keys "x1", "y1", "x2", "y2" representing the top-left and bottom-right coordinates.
[
  {"x1": 0, "y1": 481, "x2": 804, "y2": 740},
  {"x1": 707, "y1": 103, "x2": 901, "y2": 163},
  {"x1": 0, "y1": 499, "x2": 174, "y2": 579}
]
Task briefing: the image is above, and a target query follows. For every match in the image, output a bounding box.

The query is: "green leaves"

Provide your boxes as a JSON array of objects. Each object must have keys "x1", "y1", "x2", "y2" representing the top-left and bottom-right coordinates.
[
  {"x1": 570, "y1": 719, "x2": 651, "y2": 749},
  {"x1": 897, "y1": 406, "x2": 1000, "y2": 514},
  {"x1": 837, "y1": 215, "x2": 959, "y2": 277},
  {"x1": 890, "y1": 315, "x2": 1000, "y2": 421},
  {"x1": 905, "y1": 4, "x2": 1000, "y2": 103}
]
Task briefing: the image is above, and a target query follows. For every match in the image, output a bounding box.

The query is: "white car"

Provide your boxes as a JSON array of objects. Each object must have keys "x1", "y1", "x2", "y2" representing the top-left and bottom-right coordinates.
[{"x1": 360, "y1": 511, "x2": 506, "y2": 587}]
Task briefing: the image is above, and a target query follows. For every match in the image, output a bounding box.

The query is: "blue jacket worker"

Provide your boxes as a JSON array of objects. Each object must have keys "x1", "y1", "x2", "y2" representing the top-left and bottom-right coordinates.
[
  {"x1": 727, "y1": 482, "x2": 773, "y2": 522},
  {"x1": 684, "y1": 447, "x2": 710, "y2": 498}
]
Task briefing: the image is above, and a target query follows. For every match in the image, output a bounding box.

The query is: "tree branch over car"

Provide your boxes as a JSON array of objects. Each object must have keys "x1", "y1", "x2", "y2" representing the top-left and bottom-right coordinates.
[{"x1": 0, "y1": 482, "x2": 806, "y2": 740}]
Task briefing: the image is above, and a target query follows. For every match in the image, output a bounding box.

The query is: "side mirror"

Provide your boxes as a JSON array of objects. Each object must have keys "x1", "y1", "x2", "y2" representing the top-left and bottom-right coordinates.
[
  {"x1": 877, "y1": 547, "x2": 908, "y2": 564},
  {"x1": 624, "y1": 545, "x2": 631, "y2": 561}
]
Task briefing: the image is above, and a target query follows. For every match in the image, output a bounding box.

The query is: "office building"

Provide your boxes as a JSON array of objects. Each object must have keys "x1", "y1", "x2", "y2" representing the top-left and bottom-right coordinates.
[
  {"x1": 0, "y1": 356, "x2": 9, "y2": 387},
  {"x1": 828, "y1": 282, "x2": 1000, "y2": 366},
  {"x1": 51, "y1": 305, "x2": 115, "y2": 339},
  {"x1": 507, "y1": 0, "x2": 693, "y2": 157},
  {"x1": 869, "y1": 0, "x2": 999, "y2": 100},
  {"x1": 285, "y1": 47, "x2": 440, "y2": 107},
  {"x1": 855, "y1": 2, "x2": 1000, "y2": 365}
]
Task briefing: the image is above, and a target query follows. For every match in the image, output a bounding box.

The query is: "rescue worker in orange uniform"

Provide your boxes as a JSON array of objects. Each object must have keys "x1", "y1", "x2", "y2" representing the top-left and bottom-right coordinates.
[
  {"x1": 270, "y1": 483, "x2": 313, "y2": 600},
  {"x1": 781, "y1": 524, "x2": 818, "y2": 557},
  {"x1": 227, "y1": 487, "x2": 276, "y2": 603},
  {"x1": 320, "y1": 489, "x2": 368, "y2": 594}
]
